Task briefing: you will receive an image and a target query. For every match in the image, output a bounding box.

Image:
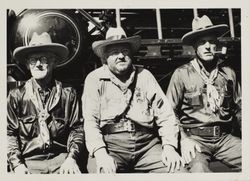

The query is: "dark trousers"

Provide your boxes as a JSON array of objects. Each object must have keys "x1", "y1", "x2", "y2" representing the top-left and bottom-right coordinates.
[{"x1": 24, "y1": 153, "x2": 67, "y2": 174}]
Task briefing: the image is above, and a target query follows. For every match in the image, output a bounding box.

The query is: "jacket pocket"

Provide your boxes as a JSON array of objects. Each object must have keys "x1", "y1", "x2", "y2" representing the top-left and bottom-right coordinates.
[
  {"x1": 19, "y1": 115, "x2": 38, "y2": 138},
  {"x1": 49, "y1": 117, "x2": 66, "y2": 137}
]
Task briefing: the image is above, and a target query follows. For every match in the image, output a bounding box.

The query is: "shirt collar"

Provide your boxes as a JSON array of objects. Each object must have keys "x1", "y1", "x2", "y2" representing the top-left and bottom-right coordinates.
[{"x1": 101, "y1": 64, "x2": 136, "y2": 89}]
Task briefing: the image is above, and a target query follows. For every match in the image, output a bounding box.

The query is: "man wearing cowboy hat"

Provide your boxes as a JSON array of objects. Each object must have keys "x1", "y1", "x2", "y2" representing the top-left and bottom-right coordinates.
[
  {"x1": 82, "y1": 27, "x2": 186, "y2": 173},
  {"x1": 7, "y1": 32, "x2": 84, "y2": 174},
  {"x1": 166, "y1": 15, "x2": 241, "y2": 172}
]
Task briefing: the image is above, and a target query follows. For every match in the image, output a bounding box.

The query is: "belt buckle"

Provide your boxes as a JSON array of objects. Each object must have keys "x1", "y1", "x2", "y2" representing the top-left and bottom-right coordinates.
[
  {"x1": 123, "y1": 120, "x2": 135, "y2": 132},
  {"x1": 213, "y1": 126, "x2": 220, "y2": 137}
]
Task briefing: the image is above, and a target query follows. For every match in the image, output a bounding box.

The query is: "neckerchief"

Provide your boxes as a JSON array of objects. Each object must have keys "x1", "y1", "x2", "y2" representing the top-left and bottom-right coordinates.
[
  {"x1": 191, "y1": 58, "x2": 220, "y2": 113},
  {"x1": 25, "y1": 78, "x2": 62, "y2": 149}
]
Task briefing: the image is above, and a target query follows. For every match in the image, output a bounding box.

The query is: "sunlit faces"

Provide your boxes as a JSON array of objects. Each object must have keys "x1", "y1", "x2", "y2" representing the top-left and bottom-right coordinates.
[
  {"x1": 194, "y1": 35, "x2": 218, "y2": 62},
  {"x1": 105, "y1": 43, "x2": 133, "y2": 75},
  {"x1": 26, "y1": 52, "x2": 57, "y2": 80}
]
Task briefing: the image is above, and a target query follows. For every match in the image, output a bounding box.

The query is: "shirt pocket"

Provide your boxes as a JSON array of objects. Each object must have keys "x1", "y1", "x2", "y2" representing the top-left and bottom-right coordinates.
[
  {"x1": 185, "y1": 90, "x2": 203, "y2": 107},
  {"x1": 19, "y1": 115, "x2": 38, "y2": 138}
]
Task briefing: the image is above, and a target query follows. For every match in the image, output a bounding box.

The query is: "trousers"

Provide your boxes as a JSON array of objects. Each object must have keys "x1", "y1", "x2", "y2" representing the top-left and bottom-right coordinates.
[
  {"x1": 24, "y1": 153, "x2": 67, "y2": 174},
  {"x1": 186, "y1": 134, "x2": 241, "y2": 172},
  {"x1": 88, "y1": 131, "x2": 187, "y2": 173}
]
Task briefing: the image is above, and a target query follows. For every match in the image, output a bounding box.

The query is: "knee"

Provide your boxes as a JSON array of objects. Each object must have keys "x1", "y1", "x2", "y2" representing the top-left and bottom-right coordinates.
[{"x1": 187, "y1": 161, "x2": 211, "y2": 173}]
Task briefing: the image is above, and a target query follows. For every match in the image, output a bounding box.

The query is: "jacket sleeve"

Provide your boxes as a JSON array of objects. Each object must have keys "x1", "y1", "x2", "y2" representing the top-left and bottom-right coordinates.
[
  {"x1": 146, "y1": 70, "x2": 179, "y2": 149},
  {"x1": 7, "y1": 90, "x2": 23, "y2": 170},
  {"x1": 82, "y1": 74, "x2": 106, "y2": 157},
  {"x1": 66, "y1": 88, "x2": 85, "y2": 160}
]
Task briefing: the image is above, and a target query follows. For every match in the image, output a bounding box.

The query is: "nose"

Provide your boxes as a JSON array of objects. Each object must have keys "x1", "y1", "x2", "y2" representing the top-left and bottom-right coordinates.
[
  {"x1": 204, "y1": 41, "x2": 211, "y2": 49},
  {"x1": 35, "y1": 60, "x2": 42, "y2": 67},
  {"x1": 117, "y1": 52, "x2": 125, "y2": 58}
]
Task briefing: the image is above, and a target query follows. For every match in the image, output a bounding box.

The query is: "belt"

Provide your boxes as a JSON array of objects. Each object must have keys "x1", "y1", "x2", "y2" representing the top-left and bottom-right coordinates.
[
  {"x1": 101, "y1": 119, "x2": 153, "y2": 134},
  {"x1": 183, "y1": 124, "x2": 232, "y2": 138}
]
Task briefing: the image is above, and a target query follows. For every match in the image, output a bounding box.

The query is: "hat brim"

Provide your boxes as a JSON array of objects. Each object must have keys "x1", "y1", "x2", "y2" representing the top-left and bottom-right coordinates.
[
  {"x1": 13, "y1": 43, "x2": 69, "y2": 67},
  {"x1": 92, "y1": 36, "x2": 141, "y2": 59},
  {"x1": 182, "y1": 24, "x2": 229, "y2": 45}
]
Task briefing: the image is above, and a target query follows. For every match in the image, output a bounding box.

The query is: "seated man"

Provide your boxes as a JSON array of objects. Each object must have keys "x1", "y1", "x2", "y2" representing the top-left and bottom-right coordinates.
[
  {"x1": 7, "y1": 32, "x2": 84, "y2": 174},
  {"x1": 166, "y1": 15, "x2": 241, "y2": 172},
  {"x1": 82, "y1": 27, "x2": 186, "y2": 173}
]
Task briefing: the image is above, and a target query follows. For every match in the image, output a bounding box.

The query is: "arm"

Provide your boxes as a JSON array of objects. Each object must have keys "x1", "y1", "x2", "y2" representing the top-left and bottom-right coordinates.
[
  {"x1": 60, "y1": 88, "x2": 84, "y2": 174},
  {"x1": 7, "y1": 90, "x2": 28, "y2": 173},
  {"x1": 82, "y1": 74, "x2": 106, "y2": 157},
  {"x1": 166, "y1": 69, "x2": 201, "y2": 164},
  {"x1": 146, "y1": 71, "x2": 184, "y2": 172},
  {"x1": 166, "y1": 69, "x2": 188, "y2": 140},
  {"x1": 232, "y1": 70, "x2": 241, "y2": 130},
  {"x1": 82, "y1": 73, "x2": 116, "y2": 173}
]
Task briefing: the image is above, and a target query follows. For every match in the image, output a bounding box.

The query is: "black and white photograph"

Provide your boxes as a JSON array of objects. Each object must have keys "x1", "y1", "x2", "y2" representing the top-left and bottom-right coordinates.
[{"x1": 1, "y1": 0, "x2": 250, "y2": 180}]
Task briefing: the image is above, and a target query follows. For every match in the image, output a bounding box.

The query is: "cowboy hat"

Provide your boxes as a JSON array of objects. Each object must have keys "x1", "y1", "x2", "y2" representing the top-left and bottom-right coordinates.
[
  {"x1": 182, "y1": 15, "x2": 228, "y2": 45},
  {"x1": 92, "y1": 27, "x2": 141, "y2": 59},
  {"x1": 13, "y1": 32, "x2": 69, "y2": 66}
]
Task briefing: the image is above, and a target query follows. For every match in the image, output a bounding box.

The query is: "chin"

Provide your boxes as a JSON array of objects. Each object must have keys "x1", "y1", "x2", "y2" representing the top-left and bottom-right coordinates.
[
  {"x1": 202, "y1": 56, "x2": 214, "y2": 62},
  {"x1": 31, "y1": 71, "x2": 48, "y2": 80}
]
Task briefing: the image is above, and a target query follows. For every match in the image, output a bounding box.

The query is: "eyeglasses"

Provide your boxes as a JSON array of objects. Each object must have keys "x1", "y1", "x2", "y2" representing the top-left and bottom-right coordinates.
[{"x1": 28, "y1": 56, "x2": 49, "y2": 66}]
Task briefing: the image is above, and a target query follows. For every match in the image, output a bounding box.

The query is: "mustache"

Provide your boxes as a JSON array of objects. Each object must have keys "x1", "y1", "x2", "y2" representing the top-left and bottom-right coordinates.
[
  {"x1": 116, "y1": 58, "x2": 126, "y2": 63},
  {"x1": 32, "y1": 67, "x2": 45, "y2": 71},
  {"x1": 204, "y1": 51, "x2": 215, "y2": 55}
]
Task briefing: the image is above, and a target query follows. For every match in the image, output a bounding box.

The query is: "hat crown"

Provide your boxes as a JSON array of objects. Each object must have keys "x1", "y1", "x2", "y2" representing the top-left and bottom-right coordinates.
[
  {"x1": 105, "y1": 27, "x2": 127, "y2": 41},
  {"x1": 29, "y1": 32, "x2": 53, "y2": 46},
  {"x1": 192, "y1": 15, "x2": 213, "y2": 31}
]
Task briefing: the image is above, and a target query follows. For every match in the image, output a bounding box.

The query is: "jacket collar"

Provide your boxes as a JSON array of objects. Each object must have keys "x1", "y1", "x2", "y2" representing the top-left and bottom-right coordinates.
[{"x1": 25, "y1": 78, "x2": 62, "y2": 112}]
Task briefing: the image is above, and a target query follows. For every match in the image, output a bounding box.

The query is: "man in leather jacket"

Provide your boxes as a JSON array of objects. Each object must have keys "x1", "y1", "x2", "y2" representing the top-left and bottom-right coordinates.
[{"x1": 7, "y1": 32, "x2": 84, "y2": 174}]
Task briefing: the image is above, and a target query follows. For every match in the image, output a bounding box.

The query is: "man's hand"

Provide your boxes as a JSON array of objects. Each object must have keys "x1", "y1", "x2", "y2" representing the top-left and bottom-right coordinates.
[
  {"x1": 14, "y1": 164, "x2": 29, "y2": 174},
  {"x1": 181, "y1": 137, "x2": 201, "y2": 164},
  {"x1": 161, "y1": 145, "x2": 185, "y2": 173},
  {"x1": 94, "y1": 148, "x2": 117, "y2": 173},
  {"x1": 59, "y1": 157, "x2": 80, "y2": 174}
]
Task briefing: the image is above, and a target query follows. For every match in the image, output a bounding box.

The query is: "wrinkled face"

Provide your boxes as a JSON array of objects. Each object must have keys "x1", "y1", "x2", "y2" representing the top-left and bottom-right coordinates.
[
  {"x1": 194, "y1": 35, "x2": 218, "y2": 62},
  {"x1": 26, "y1": 52, "x2": 57, "y2": 80},
  {"x1": 104, "y1": 43, "x2": 133, "y2": 75}
]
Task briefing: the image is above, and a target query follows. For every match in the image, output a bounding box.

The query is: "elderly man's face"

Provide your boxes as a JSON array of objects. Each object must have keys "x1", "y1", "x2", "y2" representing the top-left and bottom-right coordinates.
[
  {"x1": 26, "y1": 52, "x2": 57, "y2": 80},
  {"x1": 105, "y1": 43, "x2": 132, "y2": 75},
  {"x1": 195, "y1": 35, "x2": 217, "y2": 62}
]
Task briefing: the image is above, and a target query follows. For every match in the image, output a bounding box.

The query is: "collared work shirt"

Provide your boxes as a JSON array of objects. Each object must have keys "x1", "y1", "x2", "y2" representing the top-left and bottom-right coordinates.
[
  {"x1": 166, "y1": 59, "x2": 241, "y2": 128},
  {"x1": 82, "y1": 65, "x2": 179, "y2": 156},
  {"x1": 7, "y1": 78, "x2": 84, "y2": 170}
]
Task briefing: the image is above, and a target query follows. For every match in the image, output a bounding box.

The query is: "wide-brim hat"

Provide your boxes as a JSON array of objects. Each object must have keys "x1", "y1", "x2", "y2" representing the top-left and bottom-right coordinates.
[
  {"x1": 182, "y1": 15, "x2": 229, "y2": 45},
  {"x1": 13, "y1": 32, "x2": 69, "y2": 66},
  {"x1": 92, "y1": 27, "x2": 141, "y2": 59}
]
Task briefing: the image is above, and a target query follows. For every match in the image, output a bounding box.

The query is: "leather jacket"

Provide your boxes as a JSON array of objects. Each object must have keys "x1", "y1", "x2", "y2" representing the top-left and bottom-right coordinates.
[{"x1": 7, "y1": 78, "x2": 84, "y2": 170}]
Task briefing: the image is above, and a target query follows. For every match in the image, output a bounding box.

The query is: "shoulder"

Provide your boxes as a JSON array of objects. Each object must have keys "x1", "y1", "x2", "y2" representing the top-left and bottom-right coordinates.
[
  {"x1": 171, "y1": 62, "x2": 193, "y2": 80},
  {"x1": 136, "y1": 67, "x2": 154, "y2": 79},
  {"x1": 59, "y1": 81, "x2": 77, "y2": 96},
  {"x1": 175, "y1": 62, "x2": 193, "y2": 73},
  {"x1": 8, "y1": 81, "x2": 27, "y2": 98},
  {"x1": 220, "y1": 65, "x2": 237, "y2": 80},
  {"x1": 85, "y1": 66, "x2": 105, "y2": 81}
]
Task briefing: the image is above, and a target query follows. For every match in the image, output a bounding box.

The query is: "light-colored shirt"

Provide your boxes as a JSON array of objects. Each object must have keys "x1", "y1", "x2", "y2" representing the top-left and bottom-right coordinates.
[
  {"x1": 82, "y1": 65, "x2": 179, "y2": 156},
  {"x1": 166, "y1": 58, "x2": 241, "y2": 128}
]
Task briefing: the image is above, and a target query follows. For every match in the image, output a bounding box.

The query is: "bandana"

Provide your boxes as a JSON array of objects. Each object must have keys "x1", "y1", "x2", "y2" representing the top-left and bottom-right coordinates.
[{"x1": 191, "y1": 58, "x2": 220, "y2": 112}]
